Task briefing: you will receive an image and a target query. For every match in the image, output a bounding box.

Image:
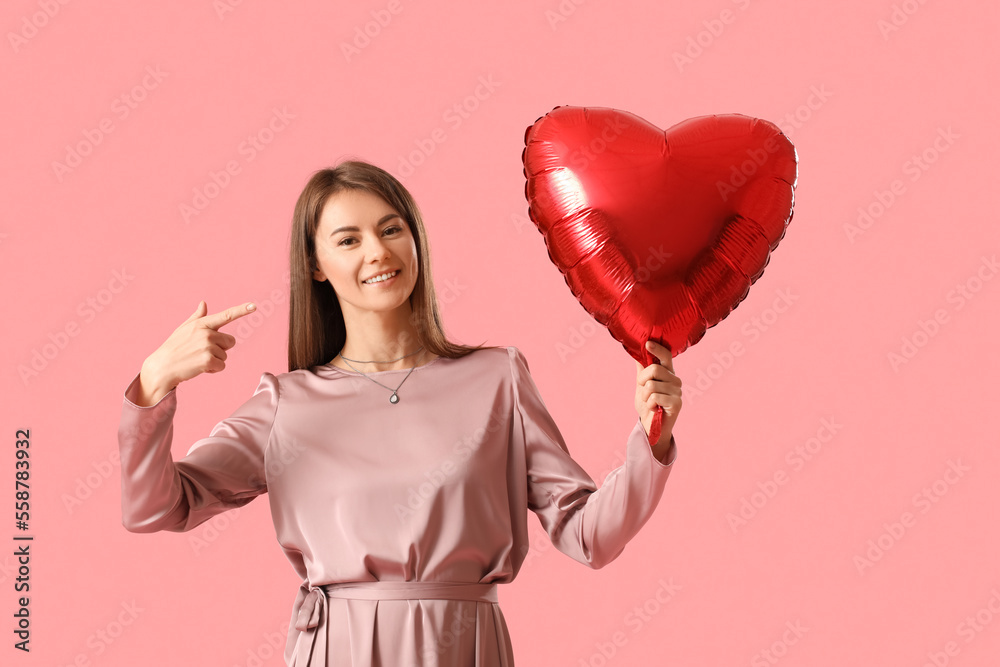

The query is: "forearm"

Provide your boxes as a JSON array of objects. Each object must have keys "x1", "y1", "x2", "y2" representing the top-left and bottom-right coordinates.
[
  {"x1": 650, "y1": 433, "x2": 675, "y2": 464},
  {"x1": 134, "y1": 361, "x2": 175, "y2": 408},
  {"x1": 573, "y1": 421, "x2": 676, "y2": 569},
  {"x1": 119, "y1": 372, "x2": 188, "y2": 532}
]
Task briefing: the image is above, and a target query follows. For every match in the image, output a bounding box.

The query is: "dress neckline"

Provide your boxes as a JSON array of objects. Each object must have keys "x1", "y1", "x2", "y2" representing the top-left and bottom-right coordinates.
[{"x1": 320, "y1": 354, "x2": 445, "y2": 377}]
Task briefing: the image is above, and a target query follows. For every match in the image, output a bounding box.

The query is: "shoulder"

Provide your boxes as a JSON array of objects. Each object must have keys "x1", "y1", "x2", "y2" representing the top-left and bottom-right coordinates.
[
  {"x1": 493, "y1": 345, "x2": 533, "y2": 381},
  {"x1": 505, "y1": 345, "x2": 528, "y2": 363},
  {"x1": 264, "y1": 367, "x2": 336, "y2": 393},
  {"x1": 234, "y1": 371, "x2": 282, "y2": 409},
  {"x1": 250, "y1": 367, "x2": 344, "y2": 410},
  {"x1": 251, "y1": 368, "x2": 320, "y2": 401},
  {"x1": 473, "y1": 345, "x2": 527, "y2": 368},
  {"x1": 439, "y1": 346, "x2": 528, "y2": 378}
]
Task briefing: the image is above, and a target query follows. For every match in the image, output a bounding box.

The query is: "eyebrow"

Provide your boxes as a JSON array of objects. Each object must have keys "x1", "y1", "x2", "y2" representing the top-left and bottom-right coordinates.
[{"x1": 329, "y1": 213, "x2": 401, "y2": 237}]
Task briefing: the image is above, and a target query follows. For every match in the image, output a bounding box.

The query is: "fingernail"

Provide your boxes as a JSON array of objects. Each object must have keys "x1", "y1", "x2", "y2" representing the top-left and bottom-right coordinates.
[{"x1": 247, "y1": 303, "x2": 256, "y2": 311}]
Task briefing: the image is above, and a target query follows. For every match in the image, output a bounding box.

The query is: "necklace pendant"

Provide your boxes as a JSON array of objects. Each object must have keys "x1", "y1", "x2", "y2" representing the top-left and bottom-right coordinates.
[{"x1": 390, "y1": 393, "x2": 399, "y2": 404}]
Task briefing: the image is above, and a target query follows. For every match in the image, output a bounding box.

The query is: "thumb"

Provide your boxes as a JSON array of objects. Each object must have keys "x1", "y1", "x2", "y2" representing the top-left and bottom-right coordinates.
[{"x1": 186, "y1": 300, "x2": 207, "y2": 323}]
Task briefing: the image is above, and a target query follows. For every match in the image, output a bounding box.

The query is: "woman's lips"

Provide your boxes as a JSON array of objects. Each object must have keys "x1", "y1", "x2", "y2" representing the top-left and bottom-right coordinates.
[{"x1": 362, "y1": 269, "x2": 400, "y2": 286}]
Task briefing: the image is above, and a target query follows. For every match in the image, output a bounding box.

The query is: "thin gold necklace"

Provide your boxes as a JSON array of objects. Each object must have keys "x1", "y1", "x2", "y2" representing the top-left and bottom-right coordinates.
[{"x1": 337, "y1": 346, "x2": 425, "y2": 404}]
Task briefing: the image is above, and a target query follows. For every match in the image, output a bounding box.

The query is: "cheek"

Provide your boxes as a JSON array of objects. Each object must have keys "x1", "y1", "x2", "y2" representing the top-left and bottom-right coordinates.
[
  {"x1": 403, "y1": 239, "x2": 419, "y2": 264},
  {"x1": 318, "y1": 253, "x2": 355, "y2": 284},
  {"x1": 331, "y1": 261, "x2": 358, "y2": 284}
]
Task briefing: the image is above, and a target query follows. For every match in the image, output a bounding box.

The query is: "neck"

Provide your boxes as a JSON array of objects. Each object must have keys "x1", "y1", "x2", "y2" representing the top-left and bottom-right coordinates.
[
  {"x1": 340, "y1": 346, "x2": 425, "y2": 372},
  {"x1": 338, "y1": 303, "x2": 426, "y2": 371}
]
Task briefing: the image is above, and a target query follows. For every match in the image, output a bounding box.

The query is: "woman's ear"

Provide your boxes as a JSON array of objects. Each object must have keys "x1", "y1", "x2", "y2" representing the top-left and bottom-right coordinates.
[{"x1": 310, "y1": 259, "x2": 323, "y2": 282}]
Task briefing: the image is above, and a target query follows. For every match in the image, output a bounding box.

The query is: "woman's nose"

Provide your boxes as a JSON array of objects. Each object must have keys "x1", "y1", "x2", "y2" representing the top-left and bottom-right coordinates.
[{"x1": 366, "y1": 236, "x2": 391, "y2": 260}]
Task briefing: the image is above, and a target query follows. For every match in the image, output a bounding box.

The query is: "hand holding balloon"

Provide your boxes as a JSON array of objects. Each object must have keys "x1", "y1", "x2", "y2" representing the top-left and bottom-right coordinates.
[{"x1": 635, "y1": 339, "x2": 682, "y2": 458}]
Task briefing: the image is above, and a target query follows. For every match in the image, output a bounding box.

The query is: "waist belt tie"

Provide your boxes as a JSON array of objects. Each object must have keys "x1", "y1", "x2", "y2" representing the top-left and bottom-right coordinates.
[{"x1": 291, "y1": 581, "x2": 499, "y2": 666}]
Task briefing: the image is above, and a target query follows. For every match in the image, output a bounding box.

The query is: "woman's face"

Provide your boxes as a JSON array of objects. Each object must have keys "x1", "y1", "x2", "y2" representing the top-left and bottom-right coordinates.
[{"x1": 312, "y1": 189, "x2": 419, "y2": 317}]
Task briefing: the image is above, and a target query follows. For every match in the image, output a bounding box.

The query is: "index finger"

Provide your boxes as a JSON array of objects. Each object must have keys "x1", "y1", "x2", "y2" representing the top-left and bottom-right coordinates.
[
  {"x1": 645, "y1": 339, "x2": 675, "y2": 372},
  {"x1": 199, "y1": 302, "x2": 257, "y2": 330}
]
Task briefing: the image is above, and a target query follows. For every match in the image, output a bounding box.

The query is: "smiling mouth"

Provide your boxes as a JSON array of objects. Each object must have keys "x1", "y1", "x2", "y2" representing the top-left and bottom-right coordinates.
[{"x1": 363, "y1": 269, "x2": 401, "y2": 285}]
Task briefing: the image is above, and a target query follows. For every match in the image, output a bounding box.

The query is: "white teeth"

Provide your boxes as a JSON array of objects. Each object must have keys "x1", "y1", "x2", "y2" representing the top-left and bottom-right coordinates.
[{"x1": 364, "y1": 270, "x2": 399, "y2": 284}]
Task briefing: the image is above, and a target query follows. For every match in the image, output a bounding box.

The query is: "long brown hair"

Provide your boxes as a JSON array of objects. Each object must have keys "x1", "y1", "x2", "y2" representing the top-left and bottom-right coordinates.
[{"x1": 287, "y1": 159, "x2": 500, "y2": 372}]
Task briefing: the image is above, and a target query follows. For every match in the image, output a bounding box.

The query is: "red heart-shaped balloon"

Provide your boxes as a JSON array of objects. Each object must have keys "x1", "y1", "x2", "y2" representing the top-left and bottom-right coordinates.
[{"x1": 521, "y1": 106, "x2": 798, "y2": 444}]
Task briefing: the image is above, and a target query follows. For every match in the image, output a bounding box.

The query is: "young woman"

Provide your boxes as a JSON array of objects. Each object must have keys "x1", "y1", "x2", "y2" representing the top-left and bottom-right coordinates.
[{"x1": 117, "y1": 160, "x2": 682, "y2": 666}]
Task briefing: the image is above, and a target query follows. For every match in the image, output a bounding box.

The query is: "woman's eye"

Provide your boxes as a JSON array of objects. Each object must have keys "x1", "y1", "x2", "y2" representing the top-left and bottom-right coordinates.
[{"x1": 338, "y1": 226, "x2": 402, "y2": 247}]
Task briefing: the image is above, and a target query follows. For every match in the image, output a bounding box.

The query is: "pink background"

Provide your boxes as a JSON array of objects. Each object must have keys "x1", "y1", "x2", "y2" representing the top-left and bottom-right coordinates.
[{"x1": 3, "y1": 0, "x2": 998, "y2": 665}]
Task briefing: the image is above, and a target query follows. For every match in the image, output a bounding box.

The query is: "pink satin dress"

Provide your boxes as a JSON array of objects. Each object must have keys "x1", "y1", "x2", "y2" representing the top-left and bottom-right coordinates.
[{"x1": 117, "y1": 345, "x2": 677, "y2": 666}]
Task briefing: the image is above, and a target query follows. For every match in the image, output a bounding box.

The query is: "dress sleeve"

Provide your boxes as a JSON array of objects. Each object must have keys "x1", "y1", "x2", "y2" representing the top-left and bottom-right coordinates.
[
  {"x1": 508, "y1": 346, "x2": 677, "y2": 570},
  {"x1": 117, "y1": 370, "x2": 279, "y2": 533}
]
